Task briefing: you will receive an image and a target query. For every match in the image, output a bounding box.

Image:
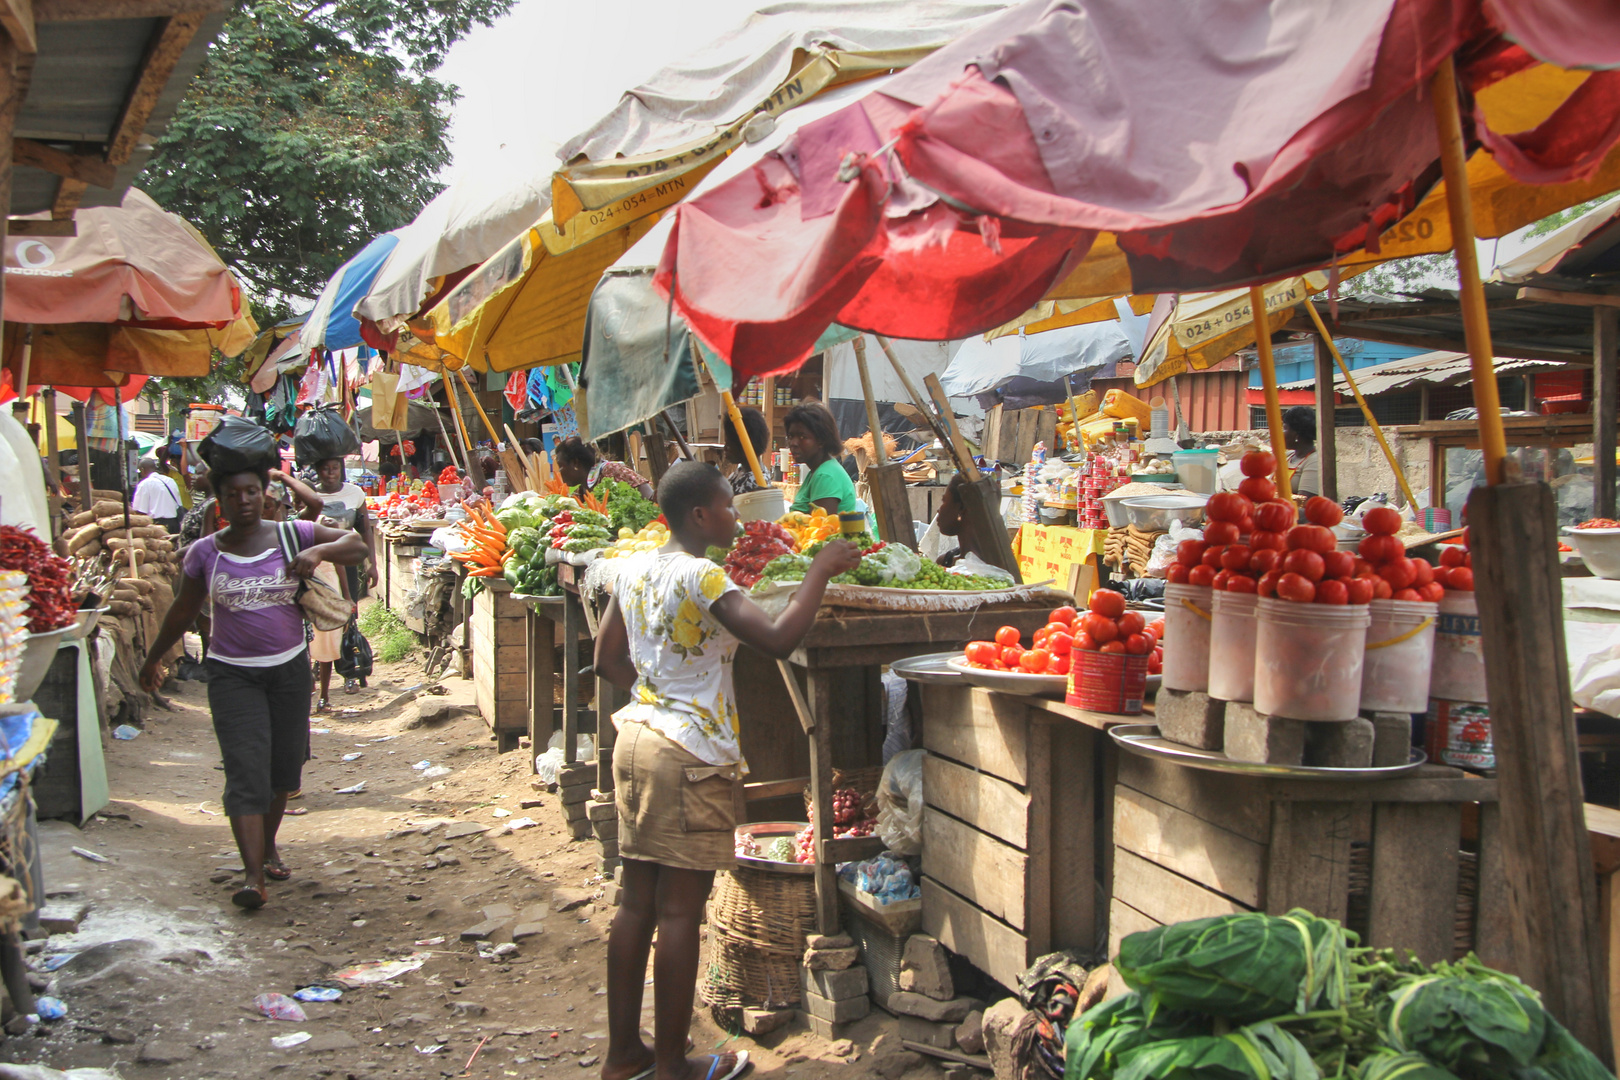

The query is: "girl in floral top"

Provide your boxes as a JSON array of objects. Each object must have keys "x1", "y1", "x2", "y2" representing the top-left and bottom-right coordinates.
[{"x1": 594, "y1": 462, "x2": 858, "y2": 1080}]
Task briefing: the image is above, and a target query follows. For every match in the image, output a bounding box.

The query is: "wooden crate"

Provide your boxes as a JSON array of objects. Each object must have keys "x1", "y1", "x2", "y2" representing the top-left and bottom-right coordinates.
[
  {"x1": 1109, "y1": 752, "x2": 1511, "y2": 970},
  {"x1": 917, "y1": 684, "x2": 1101, "y2": 991},
  {"x1": 473, "y1": 581, "x2": 528, "y2": 737}
]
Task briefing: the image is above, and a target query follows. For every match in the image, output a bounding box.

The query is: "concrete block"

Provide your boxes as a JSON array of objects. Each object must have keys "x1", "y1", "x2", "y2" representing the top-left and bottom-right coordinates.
[
  {"x1": 444, "y1": 821, "x2": 489, "y2": 839},
  {"x1": 982, "y1": 999, "x2": 1025, "y2": 1080},
  {"x1": 1367, "y1": 711, "x2": 1415, "y2": 767},
  {"x1": 592, "y1": 818, "x2": 620, "y2": 841},
  {"x1": 563, "y1": 800, "x2": 591, "y2": 822},
  {"x1": 803, "y1": 946, "x2": 858, "y2": 971},
  {"x1": 587, "y1": 799, "x2": 617, "y2": 822},
  {"x1": 511, "y1": 923, "x2": 545, "y2": 941},
  {"x1": 804, "y1": 989, "x2": 871, "y2": 1023},
  {"x1": 741, "y1": 1007, "x2": 795, "y2": 1036},
  {"x1": 37, "y1": 901, "x2": 89, "y2": 935},
  {"x1": 459, "y1": 919, "x2": 501, "y2": 941},
  {"x1": 803, "y1": 1011, "x2": 849, "y2": 1041},
  {"x1": 561, "y1": 783, "x2": 594, "y2": 806},
  {"x1": 480, "y1": 903, "x2": 516, "y2": 922},
  {"x1": 888, "y1": 992, "x2": 978, "y2": 1023},
  {"x1": 802, "y1": 963, "x2": 869, "y2": 1001},
  {"x1": 1223, "y1": 702, "x2": 1304, "y2": 765},
  {"x1": 551, "y1": 888, "x2": 594, "y2": 912},
  {"x1": 897, "y1": 1015, "x2": 955, "y2": 1049},
  {"x1": 1305, "y1": 717, "x2": 1374, "y2": 768},
  {"x1": 567, "y1": 818, "x2": 593, "y2": 841},
  {"x1": 807, "y1": 933, "x2": 852, "y2": 950},
  {"x1": 898, "y1": 933, "x2": 953, "y2": 1001},
  {"x1": 955, "y1": 1010, "x2": 984, "y2": 1055},
  {"x1": 1156, "y1": 688, "x2": 1226, "y2": 750},
  {"x1": 596, "y1": 839, "x2": 619, "y2": 859},
  {"x1": 557, "y1": 763, "x2": 595, "y2": 786},
  {"x1": 597, "y1": 856, "x2": 621, "y2": 876}
]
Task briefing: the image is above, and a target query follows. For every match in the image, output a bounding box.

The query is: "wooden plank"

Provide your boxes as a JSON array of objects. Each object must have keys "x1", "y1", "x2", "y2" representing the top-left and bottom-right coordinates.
[
  {"x1": 495, "y1": 615, "x2": 526, "y2": 647},
  {"x1": 1367, "y1": 802, "x2": 1461, "y2": 964},
  {"x1": 0, "y1": 0, "x2": 32, "y2": 53},
  {"x1": 1113, "y1": 786, "x2": 1266, "y2": 909},
  {"x1": 561, "y1": 590, "x2": 582, "y2": 764},
  {"x1": 1116, "y1": 751, "x2": 1270, "y2": 843},
  {"x1": 1475, "y1": 803, "x2": 1516, "y2": 973},
  {"x1": 744, "y1": 777, "x2": 809, "y2": 802},
  {"x1": 1314, "y1": 336, "x2": 1336, "y2": 501},
  {"x1": 807, "y1": 667, "x2": 839, "y2": 934},
  {"x1": 922, "y1": 876, "x2": 1029, "y2": 992},
  {"x1": 36, "y1": 0, "x2": 222, "y2": 19},
  {"x1": 1113, "y1": 848, "x2": 1246, "y2": 927},
  {"x1": 1025, "y1": 721, "x2": 1053, "y2": 955},
  {"x1": 1470, "y1": 481, "x2": 1611, "y2": 1058},
  {"x1": 1608, "y1": 868, "x2": 1620, "y2": 1056},
  {"x1": 1020, "y1": 694, "x2": 1133, "y2": 733},
  {"x1": 822, "y1": 835, "x2": 885, "y2": 864},
  {"x1": 984, "y1": 404, "x2": 1003, "y2": 462},
  {"x1": 1265, "y1": 773, "x2": 1497, "y2": 805},
  {"x1": 105, "y1": 14, "x2": 207, "y2": 165},
  {"x1": 8, "y1": 216, "x2": 77, "y2": 236},
  {"x1": 1264, "y1": 801, "x2": 1353, "y2": 921},
  {"x1": 919, "y1": 685, "x2": 1028, "y2": 786},
  {"x1": 596, "y1": 676, "x2": 627, "y2": 792},
  {"x1": 1597, "y1": 307, "x2": 1618, "y2": 521},
  {"x1": 528, "y1": 609, "x2": 554, "y2": 770},
  {"x1": 867, "y1": 461, "x2": 915, "y2": 549},
  {"x1": 13, "y1": 138, "x2": 110, "y2": 185},
  {"x1": 798, "y1": 604, "x2": 1053, "y2": 651},
  {"x1": 51, "y1": 176, "x2": 84, "y2": 218},
  {"x1": 923, "y1": 753, "x2": 1030, "y2": 850},
  {"x1": 922, "y1": 806, "x2": 1028, "y2": 930},
  {"x1": 494, "y1": 669, "x2": 528, "y2": 698},
  {"x1": 1049, "y1": 720, "x2": 1096, "y2": 950},
  {"x1": 1518, "y1": 286, "x2": 1620, "y2": 309},
  {"x1": 1108, "y1": 895, "x2": 1161, "y2": 961}
]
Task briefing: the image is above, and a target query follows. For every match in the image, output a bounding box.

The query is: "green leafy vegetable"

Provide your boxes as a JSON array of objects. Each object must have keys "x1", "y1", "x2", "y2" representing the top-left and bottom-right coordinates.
[{"x1": 603, "y1": 479, "x2": 661, "y2": 534}]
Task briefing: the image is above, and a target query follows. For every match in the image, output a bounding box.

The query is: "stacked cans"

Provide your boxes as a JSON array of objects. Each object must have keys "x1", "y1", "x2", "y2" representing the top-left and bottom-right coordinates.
[{"x1": 1078, "y1": 455, "x2": 1125, "y2": 529}]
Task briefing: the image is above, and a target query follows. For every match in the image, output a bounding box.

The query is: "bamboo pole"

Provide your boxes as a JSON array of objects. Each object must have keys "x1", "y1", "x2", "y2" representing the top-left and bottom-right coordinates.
[
  {"x1": 721, "y1": 389, "x2": 767, "y2": 487},
  {"x1": 1430, "y1": 54, "x2": 1507, "y2": 486},
  {"x1": 1302, "y1": 300, "x2": 1421, "y2": 512},
  {"x1": 441, "y1": 368, "x2": 484, "y2": 491},
  {"x1": 852, "y1": 337, "x2": 887, "y2": 466},
  {"x1": 1249, "y1": 286, "x2": 1293, "y2": 505}
]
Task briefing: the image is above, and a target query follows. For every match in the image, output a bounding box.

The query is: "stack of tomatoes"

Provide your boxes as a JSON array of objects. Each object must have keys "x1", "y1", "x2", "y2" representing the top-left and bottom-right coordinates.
[
  {"x1": 1433, "y1": 530, "x2": 1475, "y2": 592},
  {"x1": 1353, "y1": 505, "x2": 1448, "y2": 602}
]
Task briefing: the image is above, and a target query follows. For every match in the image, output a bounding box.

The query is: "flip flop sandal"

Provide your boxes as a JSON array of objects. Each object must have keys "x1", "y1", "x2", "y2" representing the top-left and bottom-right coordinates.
[
  {"x1": 265, "y1": 861, "x2": 292, "y2": 881},
  {"x1": 344, "y1": 678, "x2": 360, "y2": 694},
  {"x1": 702, "y1": 1052, "x2": 750, "y2": 1080},
  {"x1": 286, "y1": 788, "x2": 303, "y2": 800},
  {"x1": 231, "y1": 884, "x2": 268, "y2": 910},
  {"x1": 314, "y1": 698, "x2": 331, "y2": 713},
  {"x1": 285, "y1": 807, "x2": 308, "y2": 816}
]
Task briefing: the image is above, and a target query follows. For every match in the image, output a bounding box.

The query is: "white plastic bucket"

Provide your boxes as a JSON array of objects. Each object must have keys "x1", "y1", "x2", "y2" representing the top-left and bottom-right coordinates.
[
  {"x1": 1161, "y1": 582, "x2": 1214, "y2": 693},
  {"x1": 1430, "y1": 592, "x2": 1487, "y2": 704},
  {"x1": 1254, "y1": 597, "x2": 1371, "y2": 721},
  {"x1": 734, "y1": 486, "x2": 786, "y2": 523},
  {"x1": 1171, "y1": 449, "x2": 1220, "y2": 495},
  {"x1": 1207, "y1": 590, "x2": 1259, "y2": 703},
  {"x1": 1360, "y1": 598, "x2": 1438, "y2": 714}
]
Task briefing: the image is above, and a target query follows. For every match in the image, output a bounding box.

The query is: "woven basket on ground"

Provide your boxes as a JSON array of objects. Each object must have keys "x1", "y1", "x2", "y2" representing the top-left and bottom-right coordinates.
[{"x1": 703, "y1": 864, "x2": 816, "y2": 1010}]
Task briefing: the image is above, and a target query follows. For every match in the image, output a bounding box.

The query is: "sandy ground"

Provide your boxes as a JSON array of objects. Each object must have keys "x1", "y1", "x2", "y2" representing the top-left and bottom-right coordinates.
[{"x1": 0, "y1": 628, "x2": 925, "y2": 1079}]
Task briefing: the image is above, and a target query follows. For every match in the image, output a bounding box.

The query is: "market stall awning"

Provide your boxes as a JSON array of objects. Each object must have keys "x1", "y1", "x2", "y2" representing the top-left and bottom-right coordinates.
[
  {"x1": 295, "y1": 232, "x2": 401, "y2": 360},
  {"x1": 1274, "y1": 348, "x2": 1568, "y2": 395},
  {"x1": 653, "y1": 0, "x2": 1620, "y2": 380},
  {"x1": 940, "y1": 319, "x2": 1131, "y2": 398}
]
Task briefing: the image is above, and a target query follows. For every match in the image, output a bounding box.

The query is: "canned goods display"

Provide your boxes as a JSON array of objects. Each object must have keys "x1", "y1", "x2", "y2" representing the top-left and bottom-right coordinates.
[{"x1": 1425, "y1": 699, "x2": 1492, "y2": 771}]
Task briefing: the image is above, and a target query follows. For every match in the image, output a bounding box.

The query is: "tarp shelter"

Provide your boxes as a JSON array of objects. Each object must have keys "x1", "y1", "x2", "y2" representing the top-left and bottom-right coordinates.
[
  {"x1": 653, "y1": 0, "x2": 1620, "y2": 378},
  {"x1": 295, "y1": 232, "x2": 401, "y2": 360},
  {"x1": 942, "y1": 320, "x2": 1132, "y2": 398}
]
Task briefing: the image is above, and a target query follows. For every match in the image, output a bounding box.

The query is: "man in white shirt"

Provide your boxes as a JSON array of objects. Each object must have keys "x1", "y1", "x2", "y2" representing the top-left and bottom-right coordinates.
[{"x1": 131, "y1": 457, "x2": 184, "y2": 533}]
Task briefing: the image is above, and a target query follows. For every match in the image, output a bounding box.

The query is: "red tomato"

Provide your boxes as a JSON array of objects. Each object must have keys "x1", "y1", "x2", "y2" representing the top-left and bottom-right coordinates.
[
  {"x1": 1081, "y1": 612, "x2": 1118, "y2": 644},
  {"x1": 1255, "y1": 500, "x2": 1295, "y2": 534},
  {"x1": 1448, "y1": 566, "x2": 1474, "y2": 591},
  {"x1": 1372, "y1": 576, "x2": 1393, "y2": 600},
  {"x1": 1149, "y1": 617, "x2": 1166, "y2": 635},
  {"x1": 1282, "y1": 548, "x2": 1325, "y2": 582},
  {"x1": 1276, "y1": 572, "x2": 1317, "y2": 603},
  {"x1": 1237, "y1": 476, "x2": 1276, "y2": 504},
  {"x1": 1204, "y1": 520, "x2": 1241, "y2": 546},
  {"x1": 1100, "y1": 640, "x2": 1127, "y2": 654},
  {"x1": 995, "y1": 626, "x2": 1020, "y2": 648},
  {"x1": 1050, "y1": 654, "x2": 1071, "y2": 676},
  {"x1": 1147, "y1": 653, "x2": 1163, "y2": 675},
  {"x1": 1345, "y1": 576, "x2": 1374, "y2": 604},
  {"x1": 1220, "y1": 544, "x2": 1252, "y2": 571},
  {"x1": 1044, "y1": 621, "x2": 1070, "y2": 638},
  {"x1": 1378, "y1": 557, "x2": 1416, "y2": 590},
  {"x1": 1439, "y1": 545, "x2": 1466, "y2": 568},
  {"x1": 1392, "y1": 587, "x2": 1422, "y2": 602},
  {"x1": 1212, "y1": 569, "x2": 1231, "y2": 591},
  {"x1": 1249, "y1": 548, "x2": 1281, "y2": 575},
  {"x1": 1241, "y1": 450, "x2": 1277, "y2": 478},
  {"x1": 1304, "y1": 496, "x2": 1344, "y2": 528},
  {"x1": 1002, "y1": 646, "x2": 1023, "y2": 667},
  {"x1": 1049, "y1": 606, "x2": 1078, "y2": 626},
  {"x1": 1362, "y1": 506, "x2": 1402, "y2": 535},
  {"x1": 1074, "y1": 630, "x2": 1098, "y2": 651},
  {"x1": 1353, "y1": 558, "x2": 1374, "y2": 577},
  {"x1": 1432, "y1": 566, "x2": 1452, "y2": 588},
  {"x1": 1462, "y1": 525, "x2": 1471, "y2": 550},
  {"x1": 1188, "y1": 564, "x2": 1217, "y2": 587},
  {"x1": 1048, "y1": 631, "x2": 1074, "y2": 656},
  {"x1": 1410, "y1": 557, "x2": 1434, "y2": 587},
  {"x1": 1123, "y1": 633, "x2": 1151, "y2": 655},
  {"x1": 1176, "y1": 540, "x2": 1208, "y2": 567},
  {"x1": 1236, "y1": 514, "x2": 1254, "y2": 537},
  {"x1": 990, "y1": 660, "x2": 1009, "y2": 671},
  {"x1": 1314, "y1": 578, "x2": 1349, "y2": 605},
  {"x1": 1206, "y1": 492, "x2": 1254, "y2": 524},
  {"x1": 1358, "y1": 534, "x2": 1403, "y2": 564},
  {"x1": 965, "y1": 641, "x2": 998, "y2": 666},
  {"x1": 1020, "y1": 649, "x2": 1051, "y2": 673},
  {"x1": 1118, "y1": 611, "x2": 1146, "y2": 637},
  {"x1": 1420, "y1": 581, "x2": 1446, "y2": 602},
  {"x1": 1248, "y1": 529, "x2": 1285, "y2": 552},
  {"x1": 1167, "y1": 564, "x2": 1190, "y2": 584},
  {"x1": 1202, "y1": 544, "x2": 1228, "y2": 568},
  {"x1": 1322, "y1": 550, "x2": 1355, "y2": 579},
  {"x1": 1225, "y1": 573, "x2": 1257, "y2": 594},
  {"x1": 1141, "y1": 627, "x2": 1158, "y2": 648},
  {"x1": 1033, "y1": 628, "x2": 1051, "y2": 649},
  {"x1": 1088, "y1": 590, "x2": 1126, "y2": 619},
  {"x1": 1256, "y1": 569, "x2": 1282, "y2": 598},
  {"x1": 1286, "y1": 524, "x2": 1336, "y2": 553}
]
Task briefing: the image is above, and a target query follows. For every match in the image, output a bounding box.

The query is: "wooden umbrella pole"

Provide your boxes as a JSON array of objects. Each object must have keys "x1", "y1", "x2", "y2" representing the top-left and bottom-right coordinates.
[
  {"x1": 1249, "y1": 286, "x2": 1294, "y2": 506},
  {"x1": 442, "y1": 369, "x2": 485, "y2": 491},
  {"x1": 852, "y1": 337, "x2": 887, "y2": 466},
  {"x1": 1302, "y1": 300, "x2": 1420, "y2": 511},
  {"x1": 456, "y1": 366, "x2": 528, "y2": 486},
  {"x1": 874, "y1": 334, "x2": 956, "y2": 459},
  {"x1": 455, "y1": 367, "x2": 502, "y2": 445},
  {"x1": 431, "y1": 393, "x2": 464, "y2": 475},
  {"x1": 1063, "y1": 374, "x2": 1084, "y2": 452},
  {"x1": 1431, "y1": 54, "x2": 1507, "y2": 486},
  {"x1": 16, "y1": 324, "x2": 30, "y2": 396},
  {"x1": 659, "y1": 410, "x2": 693, "y2": 460},
  {"x1": 721, "y1": 389, "x2": 767, "y2": 487}
]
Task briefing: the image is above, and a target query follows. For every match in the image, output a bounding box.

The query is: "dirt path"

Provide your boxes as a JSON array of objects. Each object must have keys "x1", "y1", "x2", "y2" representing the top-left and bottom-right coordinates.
[{"x1": 0, "y1": 636, "x2": 917, "y2": 1079}]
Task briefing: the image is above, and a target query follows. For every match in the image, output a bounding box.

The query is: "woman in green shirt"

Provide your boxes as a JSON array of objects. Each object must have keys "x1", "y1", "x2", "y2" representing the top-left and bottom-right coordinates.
[{"x1": 785, "y1": 403, "x2": 858, "y2": 515}]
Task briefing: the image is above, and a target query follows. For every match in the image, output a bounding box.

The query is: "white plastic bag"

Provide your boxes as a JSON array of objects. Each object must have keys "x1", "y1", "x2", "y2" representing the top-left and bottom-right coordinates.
[
  {"x1": 949, "y1": 551, "x2": 1015, "y2": 585},
  {"x1": 535, "y1": 730, "x2": 596, "y2": 782},
  {"x1": 875, "y1": 544, "x2": 923, "y2": 584},
  {"x1": 880, "y1": 671, "x2": 911, "y2": 763},
  {"x1": 875, "y1": 749, "x2": 925, "y2": 855},
  {"x1": 1146, "y1": 521, "x2": 1205, "y2": 578}
]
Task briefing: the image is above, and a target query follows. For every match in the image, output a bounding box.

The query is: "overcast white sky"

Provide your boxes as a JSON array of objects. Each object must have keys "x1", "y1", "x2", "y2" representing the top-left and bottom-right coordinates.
[{"x1": 436, "y1": 0, "x2": 765, "y2": 178}]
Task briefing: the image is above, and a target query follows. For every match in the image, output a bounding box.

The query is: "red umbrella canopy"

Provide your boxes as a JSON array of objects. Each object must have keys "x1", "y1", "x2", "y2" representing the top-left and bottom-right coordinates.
[{"x1": 656, "y1": 0, "x2": 1620, "y2": 380}]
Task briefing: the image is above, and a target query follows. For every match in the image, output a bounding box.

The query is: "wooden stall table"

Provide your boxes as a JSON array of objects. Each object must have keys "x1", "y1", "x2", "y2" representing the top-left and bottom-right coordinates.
[
  {"x1": 515, "y1": 563, "x2": 602, "y2": 775},
  {"x1": 471, "y1": 580, "x2": 528, "y2": 750}
]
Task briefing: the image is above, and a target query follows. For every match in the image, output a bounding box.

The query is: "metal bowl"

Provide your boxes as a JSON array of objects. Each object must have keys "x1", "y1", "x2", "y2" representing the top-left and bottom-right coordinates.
[
  {"x1": 1120, "y1": 494, "x2": 1209, "y2": 531},
  {"x1": 63, "y1": 607, "x2": 109, "y2": 642},
  {"x1": 734, "y1": 821, "x2": 814, "y2": 874},
  {"x1": 14, "y1": 626, "x2": 71, "y2": 704},
  {"x1": 945, "y1": 658, "x2": 1068, "y2": 699}
]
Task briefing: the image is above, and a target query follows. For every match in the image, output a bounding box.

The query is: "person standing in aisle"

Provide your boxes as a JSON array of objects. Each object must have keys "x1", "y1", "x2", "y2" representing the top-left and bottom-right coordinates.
[
  {"x1": 594, "y1": 462, "x2": 858, "y2": 1080},
  {"x1": 554, "y1": 436, "x2": 656, "y2": 501},
  {"x1": 132, "y1": 456, "x2": 184, "y2": 533},
  {"x1": 139, "y1": 461, "x2": 366, "y2": 908},
  {"x1": 723, "y1": 406, "x2": 771, "y2": 495},
  {"x1": 1282, "y1": 406, "x2": 1321, "y2": 501},
  {"x1": 282, "y1": 461, "x2": 373, "y2": 706},
  {"x1": 784, "y1": 402, "x2": 858, "y2": 515}
]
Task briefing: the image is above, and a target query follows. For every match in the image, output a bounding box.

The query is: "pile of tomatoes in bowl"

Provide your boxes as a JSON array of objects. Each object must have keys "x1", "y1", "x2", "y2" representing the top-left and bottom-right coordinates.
[{"x1": 959, "y1": 593, "x2": 1166, "y2": 676}]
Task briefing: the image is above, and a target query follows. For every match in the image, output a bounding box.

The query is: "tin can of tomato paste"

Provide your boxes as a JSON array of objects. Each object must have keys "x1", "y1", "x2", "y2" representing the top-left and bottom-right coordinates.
[
  {"x1": 1425, "y1": 699, "x2": 1493, "y2": 771},
  {"x1": 1068, "y1": 650, "x2": 1149, "y2": 714}
]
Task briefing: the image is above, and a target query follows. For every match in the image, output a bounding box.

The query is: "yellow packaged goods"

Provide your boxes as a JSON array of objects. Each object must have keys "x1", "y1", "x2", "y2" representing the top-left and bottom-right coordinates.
[
  {"x1": 1056, "y1": 391, "x2": 1099, "y2": 421},
  {"x1": 1080, "y1": 415, "x2": 1140, "y2": 448},
  {"x1": 1102, "y1": 389, "x2": 1151, "y2": 426}
]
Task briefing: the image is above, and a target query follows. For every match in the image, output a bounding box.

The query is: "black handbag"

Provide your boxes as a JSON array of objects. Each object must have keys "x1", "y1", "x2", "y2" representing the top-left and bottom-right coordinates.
[{"x1": 335, "y1": 617, "x2": 373, "y2": 680}]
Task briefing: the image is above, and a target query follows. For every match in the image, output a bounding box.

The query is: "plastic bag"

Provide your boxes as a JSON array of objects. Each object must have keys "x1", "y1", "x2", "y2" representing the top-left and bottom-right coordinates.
[
  {"x1": 335, "y1": 618, "x2": 373, "y2": 680},
  {"x1": 880, "y1": 671, "x2": 911, "y2": 763},
  {"x1": 875, "y1": 748, "x2": 924, "y2": 855},
  {"x1": 535, "y1": 730, "x2": 596, "y2": 783},
  {"x1": 197, "y1": 415, "x2": 279, "y2": 476},
  {"x1": 874, "y1": 543, "x2": 923, "y2": 584},
  {"x1": 949, "y1": 551, "x2": 1015, "y2": 585},
  {"x1": 293, "y1": 403, "x2": 361, "y2": 466},
  {"x1": 254, "y1": 992, "x2": 308, "y2": 1021},
  {"x1": 1146, "y1": 521, "x2": 1205, "y2": 578}
]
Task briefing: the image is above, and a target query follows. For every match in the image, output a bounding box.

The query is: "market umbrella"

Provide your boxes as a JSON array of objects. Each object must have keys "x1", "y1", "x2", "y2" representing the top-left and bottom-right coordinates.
[
  {"x1": 939, "y1": 318, "x2": 1130, "y2": 398},
  {"x1": 293, "y1": 232, "x2": 401, "y2": 361},
  {"x1": 353, "y1": 400, "x2": 442, "y2": 441},
  {"x1": 652, "y1": 0, "x2": 1620, "y2": 381}
]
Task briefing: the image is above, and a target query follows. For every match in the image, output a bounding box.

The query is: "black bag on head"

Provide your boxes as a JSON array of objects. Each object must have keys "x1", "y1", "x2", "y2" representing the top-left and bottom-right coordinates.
[
  {"x1": 293, "y1": 403, "x2": 361, "y2": 467},
  {"x1": 196, "y1": 415, "x2": 279, "y2": 477},
  {"x1": 335, "y1": 616, "x2": 373, "y2": 681}
]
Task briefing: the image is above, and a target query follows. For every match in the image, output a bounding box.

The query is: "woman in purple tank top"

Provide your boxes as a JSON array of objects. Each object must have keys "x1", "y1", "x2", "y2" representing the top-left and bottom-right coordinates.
[{"x1": 141, "y1": 463, "x2": 367, "y2": 910}]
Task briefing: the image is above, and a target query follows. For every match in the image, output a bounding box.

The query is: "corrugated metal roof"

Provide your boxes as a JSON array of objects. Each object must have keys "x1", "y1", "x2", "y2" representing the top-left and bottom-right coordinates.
[{"x1": 1278, "y1": 348, "x2": 1567, "y2": 395}]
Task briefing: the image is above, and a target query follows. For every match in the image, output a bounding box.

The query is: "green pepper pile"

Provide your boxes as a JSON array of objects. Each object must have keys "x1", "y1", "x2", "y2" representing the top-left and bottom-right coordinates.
[{"x1": 497, "y1": 494, "x2": 606, "y2": 596}]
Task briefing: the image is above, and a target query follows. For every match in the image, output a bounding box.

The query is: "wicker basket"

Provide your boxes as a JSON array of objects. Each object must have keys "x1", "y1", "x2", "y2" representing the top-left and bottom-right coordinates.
[{"x1": 703, "y1": 864, "x2": 817, "y2": 1010}]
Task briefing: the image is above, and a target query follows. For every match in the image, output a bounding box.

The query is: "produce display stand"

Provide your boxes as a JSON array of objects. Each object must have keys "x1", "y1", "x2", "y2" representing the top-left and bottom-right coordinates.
[
  {"x1": 514, "y1": 570, "x2": 597, "y2": 771},
  {"x1": 471, "y1": 579, "x2": 528, "y2": 751}
]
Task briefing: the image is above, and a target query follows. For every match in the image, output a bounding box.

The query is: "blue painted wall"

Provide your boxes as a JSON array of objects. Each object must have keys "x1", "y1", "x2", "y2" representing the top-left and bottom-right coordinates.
[{"x1": 1248, "y1": 338, "x2": 1427, "y2": 388}]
